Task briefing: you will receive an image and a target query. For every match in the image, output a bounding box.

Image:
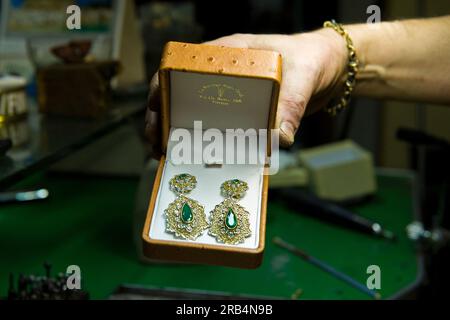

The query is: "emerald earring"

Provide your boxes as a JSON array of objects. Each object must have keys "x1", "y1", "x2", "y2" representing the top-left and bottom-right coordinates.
[
  {"x1": 165, "y1": 174, "x2": 208, "y2": 240},
  {"x1": 209, "y1": 179, "x2": 251, "y2": 245}
]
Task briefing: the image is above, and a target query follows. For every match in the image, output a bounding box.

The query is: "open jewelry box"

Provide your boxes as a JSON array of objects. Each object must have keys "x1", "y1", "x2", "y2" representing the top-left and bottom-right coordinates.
[{"x1": 142, "y1": 41, "x2": 282, "y2": 268}]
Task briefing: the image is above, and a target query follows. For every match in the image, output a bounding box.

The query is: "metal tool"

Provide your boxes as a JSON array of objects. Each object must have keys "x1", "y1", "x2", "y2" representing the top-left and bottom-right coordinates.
[
  {"x1": 273, "y1": 237, "x2": 381, "y2": 300},
  {"x1": 0, "y1": 189, "x2": 49, "y2": 204},
  {"x1": 273, "y1": 188, "x2": 396, "y2": 240},
  {"x1": 407, "y1": 221, "x2": 450, "y2": 249}
]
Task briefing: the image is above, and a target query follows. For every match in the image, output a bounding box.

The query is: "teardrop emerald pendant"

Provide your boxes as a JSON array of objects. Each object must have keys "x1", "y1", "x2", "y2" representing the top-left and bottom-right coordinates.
[
  {"x1": 225, "y1": 208, "x2": 238, "y2": 229},
  {"x1": 181, "y1": 203, "x2": 193, "y2": 223}
]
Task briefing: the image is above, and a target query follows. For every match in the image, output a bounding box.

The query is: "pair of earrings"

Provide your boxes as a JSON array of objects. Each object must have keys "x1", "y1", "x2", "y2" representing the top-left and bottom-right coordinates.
[{"x1": 164, "y1": 173, "x2": 251, "y2": 245}]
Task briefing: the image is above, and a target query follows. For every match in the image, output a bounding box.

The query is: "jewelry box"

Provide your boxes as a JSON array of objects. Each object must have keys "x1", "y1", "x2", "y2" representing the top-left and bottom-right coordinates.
[{"x1": 142, "y1": 41, "x2": 282, "y2": 268}]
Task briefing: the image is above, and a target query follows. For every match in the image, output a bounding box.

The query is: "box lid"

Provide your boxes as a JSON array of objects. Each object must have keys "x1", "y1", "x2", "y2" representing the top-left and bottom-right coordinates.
[{"x1": 158, "y1": 41, "x2": 282, "y2": 153}]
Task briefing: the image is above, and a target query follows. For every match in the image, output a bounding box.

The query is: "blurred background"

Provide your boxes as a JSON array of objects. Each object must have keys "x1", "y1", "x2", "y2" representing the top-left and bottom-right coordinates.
[{"x1": 0, "y1": 0, "x2": 449, "y2": 300}]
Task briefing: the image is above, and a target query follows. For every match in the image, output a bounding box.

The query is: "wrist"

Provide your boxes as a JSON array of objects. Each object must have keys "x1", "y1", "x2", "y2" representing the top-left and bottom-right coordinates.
[
  {"x1": 316, "y1": 21, "x2": 360, "y2": 115},
  {"x1": 342, "y1": 24, "x2": 367, "y2": 66},
  {"x1": 343, "y1": 21, "x2": 395, "y2": 96},
  {"x1": 314, "y1": 27, "x2": 349, "y2": 82}
]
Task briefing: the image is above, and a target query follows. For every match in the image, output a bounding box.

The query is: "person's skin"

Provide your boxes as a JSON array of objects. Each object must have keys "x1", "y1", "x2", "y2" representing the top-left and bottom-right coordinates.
[{"x1": 145, "y1": 15, "x2": 450, "y2": 154}]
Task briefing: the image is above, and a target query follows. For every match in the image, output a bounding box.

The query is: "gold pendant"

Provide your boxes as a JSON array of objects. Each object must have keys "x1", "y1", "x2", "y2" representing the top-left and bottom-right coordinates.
[
  {"x1": 165, "y1": 174, "x2": 208, "y2": 240},
  {"x1": 209, "y1": 179, "x2": 251, "y2": 245}
]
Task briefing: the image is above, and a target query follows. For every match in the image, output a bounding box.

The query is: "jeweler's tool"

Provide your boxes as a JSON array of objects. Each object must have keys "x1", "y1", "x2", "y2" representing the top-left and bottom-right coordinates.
[
  {"x1": 109, "y1": 284, "x2": 280, "y2": 300},
  {"x1": 274, "y1": 188, "x2": 396, "y2": 241},
  {"x1": 273, "y1": 237, "x2": 381, "y2": 300},
  {"x1": 7, "y1": 263, "x2": 89, "y2": 300},
  {"x1": 0, "y1": 188, "x2": 49, "y2": 204}
]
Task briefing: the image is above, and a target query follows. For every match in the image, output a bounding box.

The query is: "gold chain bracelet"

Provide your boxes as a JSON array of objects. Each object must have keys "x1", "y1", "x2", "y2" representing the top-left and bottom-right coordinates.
[{"x1": 323, "y1": 20, "x2": 359, "y2": 116}]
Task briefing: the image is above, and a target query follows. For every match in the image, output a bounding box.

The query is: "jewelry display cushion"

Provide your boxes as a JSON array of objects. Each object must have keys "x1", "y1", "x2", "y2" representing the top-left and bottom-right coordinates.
[{"x1": 142, "y1": 41, "x2": 282, "y2": 268}]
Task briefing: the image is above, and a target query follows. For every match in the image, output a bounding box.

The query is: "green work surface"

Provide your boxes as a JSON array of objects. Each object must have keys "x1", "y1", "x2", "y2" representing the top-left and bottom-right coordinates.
[{"x1": 0, "y1": 172, "x2": 419, "y2": 299}]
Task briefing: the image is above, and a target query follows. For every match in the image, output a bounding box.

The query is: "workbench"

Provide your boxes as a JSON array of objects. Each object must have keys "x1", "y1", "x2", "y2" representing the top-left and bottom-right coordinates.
[{"x1": 0, "y1": 170, "x2": 422, "y2": 299}]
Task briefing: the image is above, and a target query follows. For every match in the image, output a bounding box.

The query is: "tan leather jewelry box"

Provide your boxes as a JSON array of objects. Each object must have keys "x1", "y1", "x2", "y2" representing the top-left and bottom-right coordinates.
[{"x1": 142, "y1": 41, "x2": 281, "y2": 268}]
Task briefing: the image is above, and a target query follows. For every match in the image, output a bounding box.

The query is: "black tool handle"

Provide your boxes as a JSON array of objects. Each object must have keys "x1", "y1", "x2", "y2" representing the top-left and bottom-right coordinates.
[{"x1": 275, "y1": 188, "x2": 377, "y2": 234}]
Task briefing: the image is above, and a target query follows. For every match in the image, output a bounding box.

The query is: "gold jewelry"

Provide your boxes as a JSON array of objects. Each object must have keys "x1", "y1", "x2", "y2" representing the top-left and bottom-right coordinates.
[
  {"x1": 209, "y1": 179, "x2": 251, "y2": 245},
  {"x1": 323, "y1": 19, "x2": 359, "y2": 116},
  {"x1": 165, "y1": 173, "x2": 208, "y2": 240}
]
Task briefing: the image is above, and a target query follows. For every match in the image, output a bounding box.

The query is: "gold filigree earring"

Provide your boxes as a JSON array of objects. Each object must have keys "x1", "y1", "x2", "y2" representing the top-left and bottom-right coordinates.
[
  {"x1": 209, "y1": 179, "x2": 251, "y2": 245},
  {"x1": 165, "y1": 173, "x2": 208, "y2": 240}
]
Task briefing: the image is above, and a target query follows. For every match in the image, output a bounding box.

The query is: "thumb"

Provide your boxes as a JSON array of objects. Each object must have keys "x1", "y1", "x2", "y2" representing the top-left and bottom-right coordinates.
[{"x1": 276, "y1": 63, "x2": 316, "y2": 147}]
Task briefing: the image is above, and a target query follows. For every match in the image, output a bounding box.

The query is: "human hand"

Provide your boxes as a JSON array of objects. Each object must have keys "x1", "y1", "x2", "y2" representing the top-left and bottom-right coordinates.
[{"x1": 145, "y1": 29, "x2": 348, "y2": 156}]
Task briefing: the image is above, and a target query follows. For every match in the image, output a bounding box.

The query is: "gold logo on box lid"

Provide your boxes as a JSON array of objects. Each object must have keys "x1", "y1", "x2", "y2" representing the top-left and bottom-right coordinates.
[{"x1": 198, "y1": 84, "x2": 243, "y2": 106}]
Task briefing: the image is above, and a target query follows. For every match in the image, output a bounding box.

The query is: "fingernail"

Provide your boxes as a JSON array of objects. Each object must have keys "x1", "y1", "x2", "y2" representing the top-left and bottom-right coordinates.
[{"x1": 280, "y1": 121, "x2": 294, "y2": 142}]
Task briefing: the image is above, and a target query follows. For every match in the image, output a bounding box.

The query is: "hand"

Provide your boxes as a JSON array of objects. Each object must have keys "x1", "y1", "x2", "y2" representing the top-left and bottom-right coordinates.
[{"x1": 145, "y1": 29, "x2": 348, "y2": 156}]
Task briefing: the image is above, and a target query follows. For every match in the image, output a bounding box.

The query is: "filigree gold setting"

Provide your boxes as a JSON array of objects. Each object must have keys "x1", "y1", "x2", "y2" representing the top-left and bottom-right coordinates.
[
  {"x1": 221, "y1": 179, "x2": 249, "y2": 199},
  {"x1": 165, "y1": 195, "x2": 209, "y2": 240},
  {"x1": 209, "y1": 179, "x2": 251, "y2": 245},
  {"x1": 165, "y1": 174, "x2": 208, "y2": 240}
]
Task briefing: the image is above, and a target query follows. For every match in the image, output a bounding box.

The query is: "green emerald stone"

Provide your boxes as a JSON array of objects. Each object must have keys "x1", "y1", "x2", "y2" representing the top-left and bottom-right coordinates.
[
  {"x1": 181, "y1": 203, "x2": 193, "y2": 223},
  {"x1": 225, "y1": 208, "x2": 238, "y2": 229}
]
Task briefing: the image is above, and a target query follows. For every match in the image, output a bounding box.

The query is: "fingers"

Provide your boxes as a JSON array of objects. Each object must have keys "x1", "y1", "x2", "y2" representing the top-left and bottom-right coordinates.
[
  {"x1": 144, "y1": 108, "x2": 162, "y2": 159},
  {"x1": 144, "y1": 109, "x2": 157, "y2": 144},
  {"x1": 148, "y1": 72, "x2": 160, "y2": 112},
  {"x1": 145, "y1": 73, "x2": 158, "y2": 137},
  {"x1": 145, "y1": 72, "x2": 162, "y2": 159}
]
